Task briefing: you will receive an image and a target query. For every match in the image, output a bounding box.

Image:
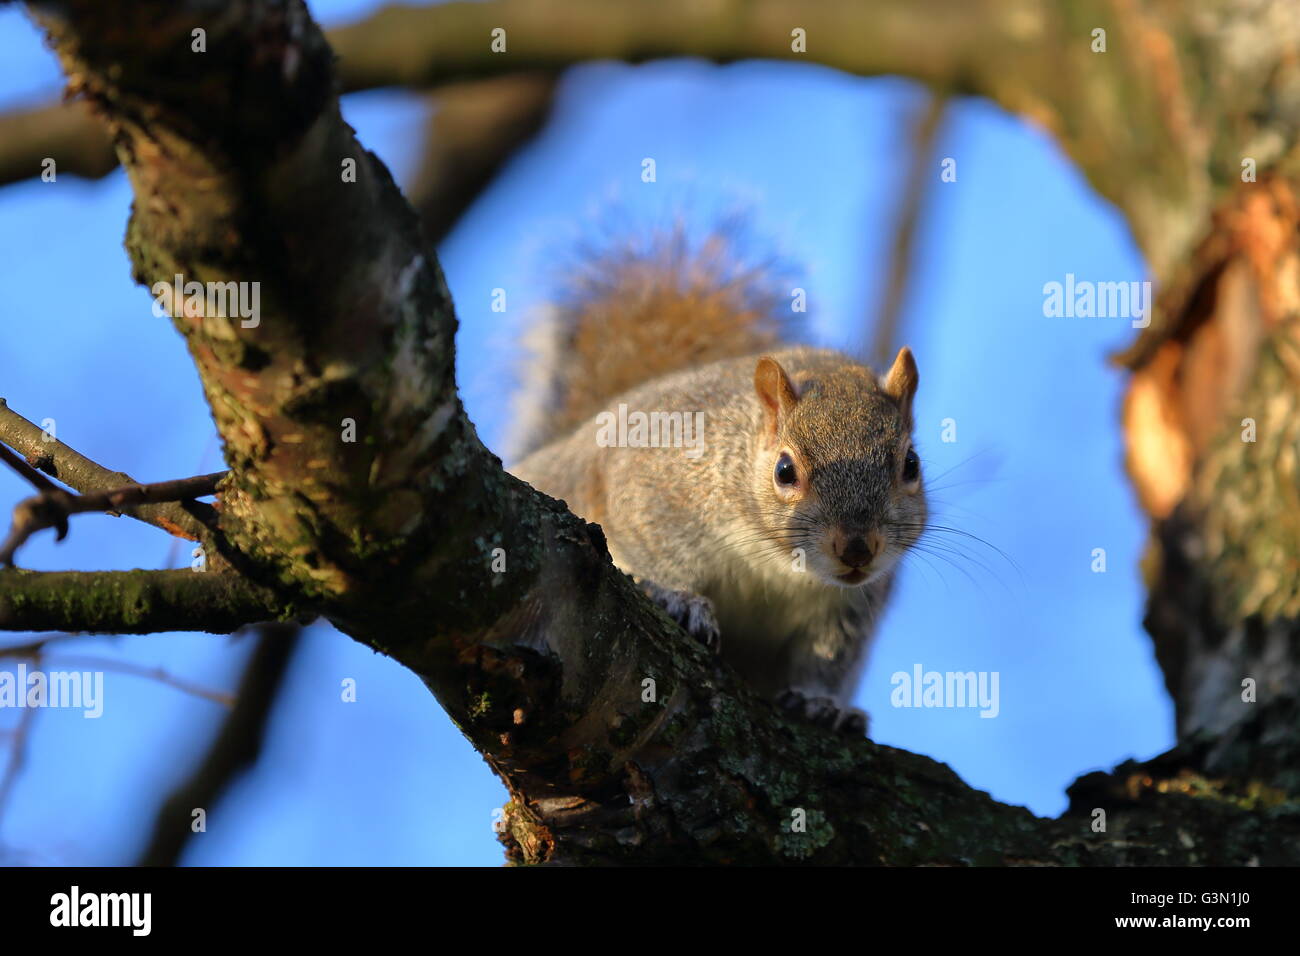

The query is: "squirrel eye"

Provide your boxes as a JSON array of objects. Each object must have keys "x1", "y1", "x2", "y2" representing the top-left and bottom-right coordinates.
[
  {"x1": 774, "y1": 453, "x2": 799, "y2": 486},
  {"x1": 902, "y1": 447, "x2": 920, "y2": 483}
]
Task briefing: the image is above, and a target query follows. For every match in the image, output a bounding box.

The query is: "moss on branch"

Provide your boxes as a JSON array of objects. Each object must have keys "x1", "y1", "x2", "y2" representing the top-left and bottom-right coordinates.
[{"x1": 0, "y1": 569, "x2": 296, "y2": 634}]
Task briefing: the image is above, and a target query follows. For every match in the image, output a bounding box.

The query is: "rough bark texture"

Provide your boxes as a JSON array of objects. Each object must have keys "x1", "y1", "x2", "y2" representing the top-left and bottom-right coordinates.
[
  {"x1": 3, "y1": 0, "x2": 1298, "y2": 864},
  {"x1": 1123, "y1": 183, "x2": 1300, "y2": 792}
]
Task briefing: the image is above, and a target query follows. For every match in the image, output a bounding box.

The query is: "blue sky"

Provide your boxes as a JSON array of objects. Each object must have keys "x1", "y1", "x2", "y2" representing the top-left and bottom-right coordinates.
[{"x1": 0, "y1": 0, "x2": 1169, "y2": 865}]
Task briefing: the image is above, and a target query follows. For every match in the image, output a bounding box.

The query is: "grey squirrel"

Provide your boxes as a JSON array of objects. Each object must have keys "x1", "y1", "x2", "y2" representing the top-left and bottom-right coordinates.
[{"x1": 509, "y1": 231, "x2": 926, "y2": 734}]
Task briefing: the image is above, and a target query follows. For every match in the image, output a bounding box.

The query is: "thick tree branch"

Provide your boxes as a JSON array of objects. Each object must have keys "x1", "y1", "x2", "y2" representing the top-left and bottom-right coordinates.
[
  {"x1": 0, "y1": 98, "x2": 117, "y2": 185},
  {"x1": 20, "y1": 0, "x2": 1300, "y2": 865},
  {"x1": 0, "y1": 398, "x2": 215, "y2": 541},
  {"x1": 0, "y1": 569, "x2": 292, "y2": 634},
  {"x1": 326, "y1": 0, "x2": 1300, "y2": 284}
]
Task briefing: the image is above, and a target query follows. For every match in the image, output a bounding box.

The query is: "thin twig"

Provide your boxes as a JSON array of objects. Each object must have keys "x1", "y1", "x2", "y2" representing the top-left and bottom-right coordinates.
[
  {"x1": 870, "y1": 92, "x2": 949, "y2": 370},
  {"x1": 0, "y1": 443, "x2": 59, "y2": 494},
  {"x1": 0, "y1": 398, "x2": 221, "y2": 541},
  {"x1": 0, "y1": 632, "x2": 86, "y2": 658},
  {"x1": 0, "y1": 659, "x2": 39, "y2": 826},
  {"x1": 40, "y1": 654, "x2": 236, "y2": 707},
  {"x1": 0, "y1": 471, "x2": 225, "y2": 567}
]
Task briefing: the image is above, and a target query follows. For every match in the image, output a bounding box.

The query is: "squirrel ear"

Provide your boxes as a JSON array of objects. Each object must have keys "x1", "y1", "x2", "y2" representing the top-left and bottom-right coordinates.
[
  {"x1": 754, "y1": 356, "x2": 799, "y2": 440},
  {"x1": 882, "y1": 346, "x2": 919, "y2": 415}
]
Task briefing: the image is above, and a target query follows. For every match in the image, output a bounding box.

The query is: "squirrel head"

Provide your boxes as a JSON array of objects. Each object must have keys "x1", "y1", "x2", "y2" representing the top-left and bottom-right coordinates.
[{"x1": 751, "y1": 348, "x2": 926, "y2": 589}]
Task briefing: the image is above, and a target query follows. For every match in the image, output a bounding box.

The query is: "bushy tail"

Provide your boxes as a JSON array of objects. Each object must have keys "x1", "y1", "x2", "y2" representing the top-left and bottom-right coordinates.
[{"x1": 508, "y1": 224, "x2": 800, "y2": 458}]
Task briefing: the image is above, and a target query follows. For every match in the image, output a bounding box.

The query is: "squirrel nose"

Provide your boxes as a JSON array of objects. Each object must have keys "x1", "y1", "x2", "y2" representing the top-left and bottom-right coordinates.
[{"x1": 838, "y1": 534, "x2": 877, "y2": 569}]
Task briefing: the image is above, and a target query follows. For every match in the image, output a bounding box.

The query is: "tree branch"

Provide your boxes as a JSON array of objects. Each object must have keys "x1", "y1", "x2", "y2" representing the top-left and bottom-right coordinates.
[
  {"x1": 869, "y1": 91, "x2": 947, "y2": 369},
  {"x1": 324, "y1": 0, "x2": 1296, "y2": 283},
  {"x1": 407, "y1": 73, "x2": 557, "y2": 243},
  {"x1": 0, "y1": 469, "x2": 225, "y2": 566},
  {"x1": 0, "y1": 398, "x2": 215, "y2": 541},
  {"x1": 0, "y1": 569, "x2": 293, "y2": 634},
  {"x1": 0, "y1": 98, "x2": 117, "y2": 186}
]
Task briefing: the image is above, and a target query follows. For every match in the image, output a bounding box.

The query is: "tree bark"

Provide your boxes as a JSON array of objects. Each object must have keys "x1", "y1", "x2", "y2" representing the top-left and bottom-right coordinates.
[
  {"x1": 0, "y1": 569, "x2": 289, "y2": 634},
  {"x1": 4, "y1": 0, "x2": 1297, "y2": 864}
]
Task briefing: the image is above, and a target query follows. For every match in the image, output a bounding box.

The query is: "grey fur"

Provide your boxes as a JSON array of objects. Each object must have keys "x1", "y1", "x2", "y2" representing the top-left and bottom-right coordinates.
[{"x1": 512, "y1": 346, "x2": 926, "y2": 730}]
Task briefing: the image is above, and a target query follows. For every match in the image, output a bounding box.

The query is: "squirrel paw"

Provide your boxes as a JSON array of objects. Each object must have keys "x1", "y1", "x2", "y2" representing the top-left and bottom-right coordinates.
[
  {"x1": 776, "y1": 689, "x2": 869, "y2": 737},
  {"x1": 641, "y1": 581, "x2": 721, "y2": 653}
]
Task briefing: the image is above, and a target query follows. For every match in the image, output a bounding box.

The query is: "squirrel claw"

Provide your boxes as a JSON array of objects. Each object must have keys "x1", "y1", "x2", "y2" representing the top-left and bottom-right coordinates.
[
  {"x1": 776, "y1": 689, "x2": 869, "y2": 737},
  {"x1": 641, "y1": 581, "x2": 721, "y2": 654}
]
